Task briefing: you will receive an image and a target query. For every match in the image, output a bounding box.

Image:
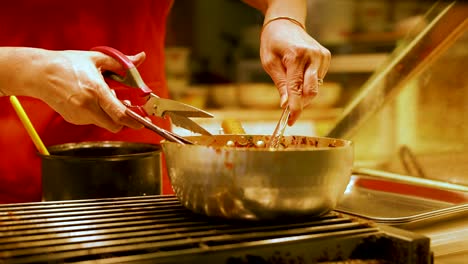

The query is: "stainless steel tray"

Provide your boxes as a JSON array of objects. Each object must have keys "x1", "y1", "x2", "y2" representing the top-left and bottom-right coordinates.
[{"x1": 336, "y1": 172, "x2": 468, "y2": 226}]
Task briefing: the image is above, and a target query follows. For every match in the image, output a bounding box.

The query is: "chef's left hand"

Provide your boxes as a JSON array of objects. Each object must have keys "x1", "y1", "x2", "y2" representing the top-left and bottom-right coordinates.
[{"x1": 260, "y1": 19, "x2": 331, "y2": 125}]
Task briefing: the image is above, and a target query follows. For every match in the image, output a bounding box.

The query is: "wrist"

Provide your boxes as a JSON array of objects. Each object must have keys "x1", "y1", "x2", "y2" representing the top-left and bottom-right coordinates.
[
  {"x1": 0, "y1": 47, "x2": 47, "y2": 97},
  {"x1": 263, "y1": 16, "x2": 305, "y2": 31},
  {"x1": 263, "y1": 0, "x2": 307, "y2": 26}
]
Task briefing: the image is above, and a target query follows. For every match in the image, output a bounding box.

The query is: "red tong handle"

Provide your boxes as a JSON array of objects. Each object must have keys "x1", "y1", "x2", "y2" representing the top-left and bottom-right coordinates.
[
  {"x1": 91, "y1": 46, "x2": 152, "y2": 116},
  {"x1": 91, "y1": 46, "x2": 152, "y2": 95}
]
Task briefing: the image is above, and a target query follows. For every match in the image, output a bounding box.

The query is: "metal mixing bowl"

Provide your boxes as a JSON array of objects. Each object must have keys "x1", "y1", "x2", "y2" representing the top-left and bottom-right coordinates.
[{"x1": 161, "y1": 135, "x2": 353, "y2": 220}]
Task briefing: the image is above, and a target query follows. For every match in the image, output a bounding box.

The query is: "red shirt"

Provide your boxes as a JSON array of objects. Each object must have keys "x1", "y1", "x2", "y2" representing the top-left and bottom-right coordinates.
[{"x1": 0, "y1": 0, "x2": 174, "y2": 203}]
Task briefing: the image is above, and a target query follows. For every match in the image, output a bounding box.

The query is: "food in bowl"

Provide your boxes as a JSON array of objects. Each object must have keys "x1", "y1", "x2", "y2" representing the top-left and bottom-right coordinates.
[{"x1": 213, "y1": 134, "x2": 341, "y2": 150}]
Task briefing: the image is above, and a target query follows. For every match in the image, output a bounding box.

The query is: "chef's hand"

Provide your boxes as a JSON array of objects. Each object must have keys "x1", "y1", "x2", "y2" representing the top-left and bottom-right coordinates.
[
  {"x1": 260, "y1": 19, "x2": 331, "y2": 125},
  {"x1": 16, "y1": 49, "x2": 145, "y2": 132}
]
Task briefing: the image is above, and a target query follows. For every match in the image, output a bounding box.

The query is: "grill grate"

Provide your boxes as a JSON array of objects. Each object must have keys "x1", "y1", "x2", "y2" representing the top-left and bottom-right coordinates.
[{"x1": 0, "y1": 195, "x2": 431, "y2": 264}]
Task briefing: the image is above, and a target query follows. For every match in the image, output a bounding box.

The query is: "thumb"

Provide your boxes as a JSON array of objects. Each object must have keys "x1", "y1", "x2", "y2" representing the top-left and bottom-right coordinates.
[
  {"x1": 128, "y1": 52, "x2": 146, "y2": 67},
  {"x1": 94, "y1": 51, "x2": 146, "y2": 72}
]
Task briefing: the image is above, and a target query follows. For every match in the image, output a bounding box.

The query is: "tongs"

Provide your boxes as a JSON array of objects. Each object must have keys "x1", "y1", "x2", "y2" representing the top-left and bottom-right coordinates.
[{"x1": 91, "y1": 46, "x2": 213, "y2": 144}]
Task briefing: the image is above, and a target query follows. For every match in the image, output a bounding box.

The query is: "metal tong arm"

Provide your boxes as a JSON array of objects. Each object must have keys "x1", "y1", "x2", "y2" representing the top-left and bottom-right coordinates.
[
  {"x1": 125, "y1": 107, "x2": 193, "y2": 145},
  {"x1": 267, "y1": 106, "x2": 290, "y2": 149},
  {"x1": 143, "y1": 96, "x2": 213, "y2": 119}
]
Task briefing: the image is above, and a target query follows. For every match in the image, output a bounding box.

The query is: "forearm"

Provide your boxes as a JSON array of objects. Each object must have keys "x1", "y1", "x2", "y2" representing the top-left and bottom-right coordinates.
[
  {"x1": 0, "y1": 47, "x2": 47, "y2": 97},
  {"x1": 242, "y1": 0, "x2": 307, "y2": 25}
]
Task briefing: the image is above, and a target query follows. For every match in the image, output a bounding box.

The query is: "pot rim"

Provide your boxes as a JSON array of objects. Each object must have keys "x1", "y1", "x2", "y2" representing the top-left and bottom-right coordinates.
[{"x1": 39, "y1": 141, "x2": 161, "y2": 159}]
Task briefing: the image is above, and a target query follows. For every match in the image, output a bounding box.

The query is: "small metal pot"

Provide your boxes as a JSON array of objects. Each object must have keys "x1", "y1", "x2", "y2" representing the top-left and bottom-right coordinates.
[{"x1": 40, "y1": 141, "x2": 161, "y2": 201}]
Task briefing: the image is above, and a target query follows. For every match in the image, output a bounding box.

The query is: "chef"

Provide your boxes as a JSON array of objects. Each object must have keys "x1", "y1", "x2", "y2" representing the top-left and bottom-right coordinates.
[{"x1": 0, "y1": 0, "x2": 330, "y2": 203}]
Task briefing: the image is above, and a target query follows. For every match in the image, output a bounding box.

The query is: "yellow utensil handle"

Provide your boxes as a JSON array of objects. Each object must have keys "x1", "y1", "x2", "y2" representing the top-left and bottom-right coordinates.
[{"x1": 9, "y1": 96, "x2": 50, "y2": 155}]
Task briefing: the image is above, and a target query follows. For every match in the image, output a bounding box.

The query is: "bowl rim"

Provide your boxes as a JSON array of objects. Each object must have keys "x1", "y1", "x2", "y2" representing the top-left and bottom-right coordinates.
[{"x1": 161, "y1": 134, "x2": 353, "y2": 152}]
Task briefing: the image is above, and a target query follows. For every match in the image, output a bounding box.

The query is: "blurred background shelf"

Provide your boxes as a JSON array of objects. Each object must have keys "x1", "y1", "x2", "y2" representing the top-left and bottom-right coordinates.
[
  {"x1": 328, "y1": 53, "x2": 389, "y2": 73},
  {"x1": 199, "y1": 107, "x2": 343, "y2": 122},
  {"x1": 173, "y1": 107, "x2": 342, "y2": 138}
]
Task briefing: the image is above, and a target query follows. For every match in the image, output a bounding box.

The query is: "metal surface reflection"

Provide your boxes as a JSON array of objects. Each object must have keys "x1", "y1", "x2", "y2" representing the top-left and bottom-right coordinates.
[{"x1": 162, "y1": 135, "x2": 353, "y2": 220}]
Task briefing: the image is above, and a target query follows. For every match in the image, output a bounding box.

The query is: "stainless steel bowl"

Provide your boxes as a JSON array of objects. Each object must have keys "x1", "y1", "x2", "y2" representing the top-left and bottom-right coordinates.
[{"x1": 162, "y1": 135, "x2": 353, "y2": 220}]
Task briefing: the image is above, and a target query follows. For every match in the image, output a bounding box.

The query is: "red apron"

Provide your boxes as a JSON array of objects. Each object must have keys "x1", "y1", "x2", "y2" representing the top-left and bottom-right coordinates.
[{"x1": 0, "y1": 0, "x2": 175, "y2": 203}]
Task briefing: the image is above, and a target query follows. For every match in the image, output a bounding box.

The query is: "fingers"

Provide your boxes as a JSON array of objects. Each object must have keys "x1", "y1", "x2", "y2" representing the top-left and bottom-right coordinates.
[
  {"x1": 302, "y1": 68, "x2": 319, "y2": 109},
  {"x1": 88, "y1": 51, "x2": 146, "y2": 131},
  {"x1": 302, "y1": 46, "x2": 330, "y2": 109},
  {"x1": 90, "y1": 110, "x2": 124, "y2": 133},
  {"x1": 263, "y1": 47, "x2": 324, "y2": 126},
  {"x1": 318, "y1": 48, "x2": 331, "y2": 80},
  {"x1": 261, "y1": 54, "x2": 288, "y2": 107},
  {"x1": 282, "y1": 47, "x2": 308, "y2": 126},
  {"x1": 282, "y1": 46, "x2": 331, "y2": 125},
  {"x1": 69, "y1": 85, "x2": 141, "y2": 133},
  {"x1": 63, "y1": 89, "x2": 124, "y2": 133},
  {"x1": 95, "y1": 81, "x2": 144, "y2": 131}
]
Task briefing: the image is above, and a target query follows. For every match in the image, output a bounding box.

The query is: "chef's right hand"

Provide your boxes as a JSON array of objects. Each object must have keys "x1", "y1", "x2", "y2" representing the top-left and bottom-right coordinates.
[
  {"x1": 8, "y1": 48, "x2": 146, "y2": 132},
  {"x1": 260, "y1": 19, "x2": 330, "y2": 126}
]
